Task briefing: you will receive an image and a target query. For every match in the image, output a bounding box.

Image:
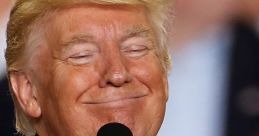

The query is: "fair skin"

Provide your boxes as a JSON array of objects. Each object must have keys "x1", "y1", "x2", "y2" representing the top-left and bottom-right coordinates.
[{"x1": 10, "y1": 4, "x2": 168, "y2": 136}]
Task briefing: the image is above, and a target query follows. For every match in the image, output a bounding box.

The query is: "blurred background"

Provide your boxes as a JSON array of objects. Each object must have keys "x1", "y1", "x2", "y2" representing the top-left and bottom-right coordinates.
[
  {"x1": 0, "y1": 0, "x2": 16, "y2": 135},
  {"x1": 1, "y1": 0, "x2": 259, "y2": 135}
]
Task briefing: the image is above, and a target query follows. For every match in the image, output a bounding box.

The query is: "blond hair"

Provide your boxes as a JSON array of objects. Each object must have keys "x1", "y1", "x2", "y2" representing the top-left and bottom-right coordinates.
[{"x1": 6, "y1": 0, "x2": 171, "y2": 135}]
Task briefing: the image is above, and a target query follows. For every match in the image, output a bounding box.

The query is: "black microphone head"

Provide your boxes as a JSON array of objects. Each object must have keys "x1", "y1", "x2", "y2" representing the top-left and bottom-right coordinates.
[{"x1": 97, "y1": 122, "x2": 133, "y2": 136}]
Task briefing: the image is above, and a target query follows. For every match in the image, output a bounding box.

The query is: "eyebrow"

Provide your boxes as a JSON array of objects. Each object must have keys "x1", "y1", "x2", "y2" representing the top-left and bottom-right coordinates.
[
  {"x1": 60, "y1": 34, "x2": 95, "y2": 47},
  {"x1": 60, "y1": 26, "x2": 154, "y2": 48},
  {"x1": 122, "y1": 26, "x2": 154, "y2": 41}
]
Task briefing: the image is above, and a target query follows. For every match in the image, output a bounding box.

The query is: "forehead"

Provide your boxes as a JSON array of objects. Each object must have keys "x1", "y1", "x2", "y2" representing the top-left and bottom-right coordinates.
[{"x1": 43, "y1": 4, "x2": 152, "y2": 42}]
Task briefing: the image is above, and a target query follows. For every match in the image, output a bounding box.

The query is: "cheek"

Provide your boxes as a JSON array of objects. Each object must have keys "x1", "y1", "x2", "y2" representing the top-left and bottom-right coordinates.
[
  {"x1": 130, "y1": 55, "x2": 167, "y2": 98},
  {"x1": 51, "y1": 65, "x2": 101, "y2": 101},
  {"x1": 130, "y1": 60, "x2": 167, "y2": 135}
]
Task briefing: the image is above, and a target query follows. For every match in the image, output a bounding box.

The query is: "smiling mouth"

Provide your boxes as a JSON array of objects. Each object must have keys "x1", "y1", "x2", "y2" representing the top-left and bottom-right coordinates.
[{"x1": 84, "y1": 94, "x2": 148, "y2": 105}]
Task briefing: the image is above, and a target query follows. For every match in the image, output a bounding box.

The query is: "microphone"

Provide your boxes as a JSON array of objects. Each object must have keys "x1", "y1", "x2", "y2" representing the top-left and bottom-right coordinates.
[{"x1": 97, "y1": 122, "x2": 133, "y2": 136}]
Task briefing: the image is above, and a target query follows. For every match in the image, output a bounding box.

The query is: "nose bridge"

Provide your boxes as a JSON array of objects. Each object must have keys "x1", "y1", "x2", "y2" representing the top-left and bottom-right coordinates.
[
  {"x1": 100, "y1": 43, "x2": 131, "y2": 87},
  {"x1": 106, "y1": 48, "x2": 125, "y2": 73}
]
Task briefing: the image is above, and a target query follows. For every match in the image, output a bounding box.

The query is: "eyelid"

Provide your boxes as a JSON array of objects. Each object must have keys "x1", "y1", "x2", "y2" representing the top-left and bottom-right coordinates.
[
  {"x1": 122, "y1": 44, "x2": 148, "y2": 52},
  {"x1": 70, "y1": 50, "x2": 95, "y2": 57},
  {"x1": 121, "y1": 37, "x2": 153, "y2": 58},
  {"x1": 62, "y1": 43, "x2": 99, "y2": 56},
  {"x1": 121, "y1": 36, "x2": 153, "y2": 51},
  {"x1": 61, "y1": 43, "x2": 99, "y2": 65},
  {"x1": 67, "y1": 51, "x2": 97, "y2": 65}
]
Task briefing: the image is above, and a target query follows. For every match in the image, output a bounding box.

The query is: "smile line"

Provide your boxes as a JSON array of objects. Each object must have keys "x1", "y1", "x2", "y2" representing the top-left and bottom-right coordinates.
[{"x1": 84, "y1": 94, "x2": 148, "y2": 105}]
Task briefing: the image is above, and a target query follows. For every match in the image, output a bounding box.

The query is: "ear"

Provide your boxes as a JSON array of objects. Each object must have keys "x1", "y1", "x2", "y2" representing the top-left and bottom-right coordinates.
[{"x1": 9, "y1": 72, "x2": 41, "y2": 118}]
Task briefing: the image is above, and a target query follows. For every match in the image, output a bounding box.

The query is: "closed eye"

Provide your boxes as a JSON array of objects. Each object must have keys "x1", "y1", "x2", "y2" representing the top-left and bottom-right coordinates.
[
  {"x1": 61, "y1": 42, "x2": 99, "y2": 65},
  {"x1": 67, "y1": 52, "x2": 95, "y2": 65},
  {"x1": 121, "y1": 36, "x2": 153, "y2": 59},
  {"x1": 70, "y1": 54, "x2": 92, "y2": 59},
  {"x1": 122, "y1": 45, "x2": 149, "y2": 58}
]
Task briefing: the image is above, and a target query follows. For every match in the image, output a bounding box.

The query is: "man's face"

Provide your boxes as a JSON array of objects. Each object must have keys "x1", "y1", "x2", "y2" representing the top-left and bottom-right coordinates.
[{"x1": 30, "y1": 4, "x2": 168, "y2": 136}]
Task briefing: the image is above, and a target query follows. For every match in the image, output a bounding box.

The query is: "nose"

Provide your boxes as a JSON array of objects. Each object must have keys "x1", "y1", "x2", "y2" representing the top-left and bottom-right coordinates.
[{"x1": 99, "y1": 52, "x2": 132, "y2": 87}]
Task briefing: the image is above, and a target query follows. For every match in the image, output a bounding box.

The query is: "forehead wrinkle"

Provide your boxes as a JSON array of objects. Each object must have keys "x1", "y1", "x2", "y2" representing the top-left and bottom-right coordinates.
[
  {"x1": 102, "y1": 20, "x2": 119, "y2": 41},
  {"x1": 46, "y1": 8, "x2": 96, "y2": 48}
]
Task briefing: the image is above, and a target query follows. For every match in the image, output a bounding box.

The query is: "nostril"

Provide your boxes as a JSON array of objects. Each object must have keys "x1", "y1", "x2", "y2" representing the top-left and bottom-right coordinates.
[
  {"x1": 99, "y1": 57, "x2": 133, "y2": 88},
  {"x1": 100, "y1": 71, "x2": 132, "y2": 88}
]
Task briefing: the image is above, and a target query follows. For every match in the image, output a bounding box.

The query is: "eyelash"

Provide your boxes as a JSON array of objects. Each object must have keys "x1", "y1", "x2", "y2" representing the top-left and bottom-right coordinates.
[
  {"x1": 70, "y1": 54, "x2": 92, "y2": 58},
  {"x1": 125, "y1": 47, "x2": 146, "y2": 52}
]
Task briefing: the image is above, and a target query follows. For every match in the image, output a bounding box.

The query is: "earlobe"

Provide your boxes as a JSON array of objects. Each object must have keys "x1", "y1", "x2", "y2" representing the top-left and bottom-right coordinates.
[{"x1": 10, "y1": 72, "x2": 41, "y2": 118}]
